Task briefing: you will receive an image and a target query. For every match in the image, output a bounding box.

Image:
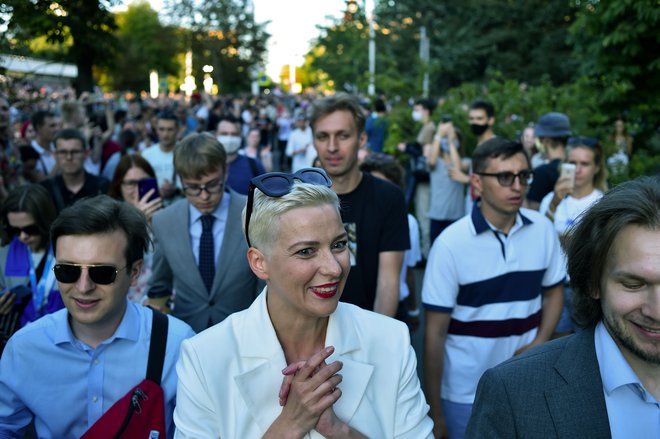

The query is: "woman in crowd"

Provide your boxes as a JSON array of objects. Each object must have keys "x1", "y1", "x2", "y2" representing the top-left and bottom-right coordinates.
[
  {"x1": 0, "y1": 184, "x2": 62, "y2": 352},
  {"x1": 540, "y1": 137, "x2": 607, "y2": 235},
  {"x1": 174, "y1": 169, "x2": 433, "y2": 438},
  {"x1": 427, "y1": 119, "x2": 465, "y2": 245},
  {"x1": 243, "y1": 126, "x2": 273, "y2": 172},
  {"x1": 540, "y1": 136, "x2": 607, "y2": 335},
  {"x1": 108, "y1": 154, "x2": 162, "y2": 302}
]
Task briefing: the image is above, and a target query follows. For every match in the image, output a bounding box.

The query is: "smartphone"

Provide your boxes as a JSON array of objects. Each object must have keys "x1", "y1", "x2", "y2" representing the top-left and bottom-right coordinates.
[
  {"x1": 138, "y1": 178, "x2": 160, "y2": 202},
  {"x1": 441, "y1": 114, "x2": 452, "y2": 123},
  {"x1": 560, "y1": 163, "x2": 576, "y2": 189},
  {"x1": 0, "y1": 285, "x2": 32, "y2": 304}
]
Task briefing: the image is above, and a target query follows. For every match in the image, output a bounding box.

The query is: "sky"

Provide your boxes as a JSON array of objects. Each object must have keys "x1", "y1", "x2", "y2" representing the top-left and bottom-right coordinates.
[{"x1": 142, "y1": 0, "x2": 347, "y2": 79}]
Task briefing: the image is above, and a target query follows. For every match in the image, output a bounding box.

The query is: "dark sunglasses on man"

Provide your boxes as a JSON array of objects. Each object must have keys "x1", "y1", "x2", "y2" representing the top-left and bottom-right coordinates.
[
  {"x1": 53, "y1": 263, "x2": 128, "y2": 285},
  {"x1": 244, "y1": 168, "x2": 332, "y2": 248}
]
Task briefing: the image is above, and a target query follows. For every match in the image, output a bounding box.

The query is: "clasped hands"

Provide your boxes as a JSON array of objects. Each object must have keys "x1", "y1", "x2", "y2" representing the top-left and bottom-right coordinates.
[{"x1": 273, "y1": 346, "x2": 348, "y2": 438}]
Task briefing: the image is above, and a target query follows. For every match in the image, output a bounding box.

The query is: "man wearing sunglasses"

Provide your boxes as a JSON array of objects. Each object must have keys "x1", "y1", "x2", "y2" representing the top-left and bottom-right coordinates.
[
  {"x1": 0, "y1": 196, "x2": 194, "y2": 438},
  {"x1": 422, "y1": 137, "x2": 565, "y2": 438},
  {"x1": 147, "y1": 133, "x2": 262, "y2": 333},
  {"x1": 310, "y1": 93, "x2": 410, "y2": 318},
  {"x1": 40, "y1": 128, "x2": 110, "y2": 213}
]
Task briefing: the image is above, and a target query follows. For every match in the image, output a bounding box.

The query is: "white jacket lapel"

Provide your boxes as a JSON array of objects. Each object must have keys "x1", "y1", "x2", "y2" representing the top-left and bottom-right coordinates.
[
  {"x1": 325, "y1": 303, "x2": 374, "y2": 424},
  {"x1": 233, "y1": 291, "x2": 288, "y2": 430}
]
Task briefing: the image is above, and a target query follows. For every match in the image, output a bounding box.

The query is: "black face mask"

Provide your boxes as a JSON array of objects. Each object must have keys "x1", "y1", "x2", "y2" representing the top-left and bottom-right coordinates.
[{"x1": 470, "y1": 123, "x2": 489, "y2": 136}]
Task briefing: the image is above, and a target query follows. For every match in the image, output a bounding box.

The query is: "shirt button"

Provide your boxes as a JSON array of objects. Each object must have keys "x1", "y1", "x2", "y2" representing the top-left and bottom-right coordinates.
[
  {"x1": 92, "y1": 396, "x2": 98, "y2": 403},
  {"x1": 94, "y1": 359, "x2": 100, "y2": 365}
]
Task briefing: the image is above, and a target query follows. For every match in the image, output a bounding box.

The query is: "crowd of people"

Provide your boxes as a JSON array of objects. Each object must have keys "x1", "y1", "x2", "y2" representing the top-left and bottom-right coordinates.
[{"x1": 0, "y1": 83, "x2": 657, "y2": 439}]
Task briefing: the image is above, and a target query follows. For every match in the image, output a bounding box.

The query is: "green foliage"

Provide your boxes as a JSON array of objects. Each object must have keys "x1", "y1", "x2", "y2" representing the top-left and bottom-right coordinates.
[
  {"x1": 302, "y1": 5, "x2": 370, "y2": 93},
  {"x1": 106, "y1": 1, "x2": 180, "y2": 92},
  {"x1": 0, "y1": 0, "x2": 120, "y2": 92},
  {"x1": 162, "y1": 0, "x2": 270, "y2": 93},
  {"x1": 569, "y1": 0, "x2": 660, "y2": 145},
  {"x1": 373, "y1": 0, "x2": 579, "y2": 95}
]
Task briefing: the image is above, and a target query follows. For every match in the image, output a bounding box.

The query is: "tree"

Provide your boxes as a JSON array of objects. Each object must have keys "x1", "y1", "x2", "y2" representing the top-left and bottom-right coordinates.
[
  {"x1": 374, "y1": 0, "x2": 579, "y2": 94},
  {"x1": 302, "y1": 1, "x2": 370, "y2": 94},
  {"x1": 0, "y1": 0, "x2": 119, "y2": 93},
  {"x1": 569, "y1": 0, "x2": 660, "y2": 133},
  {"x1": 107, "y1": 1, "x2": 180, "y2": 92},
  {"x1": 162, "y1": 0, "x2": 270, "y2": 93}
]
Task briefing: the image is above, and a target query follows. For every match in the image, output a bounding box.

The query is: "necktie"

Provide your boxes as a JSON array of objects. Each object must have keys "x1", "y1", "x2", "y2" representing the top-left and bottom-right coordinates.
[{"x1": 199, "y1": 215, "x2": 215, "y2": 293}]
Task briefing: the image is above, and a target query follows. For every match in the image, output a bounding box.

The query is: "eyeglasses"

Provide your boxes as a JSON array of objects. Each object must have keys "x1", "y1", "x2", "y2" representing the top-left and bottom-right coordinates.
[
  {"x1": 182, "y1": 179, "x2": 224, "y2": 197},
  {"x1": 55, "y1": 149, "x2": 85, "y2": 158},
  {"x1": 121, "y1": 179, "x2": 140, "y2": 187},
  {"x1": 53, "y1": 263, "x2": 128, "y2": 285},
  {"x1": 8, "y1": 224, "x2": 41, "y2": 236},
  {"x1": 476, "y1": 170, "x2": 534, "y2": 187},
  {"x1": 244, "y1": 168, "x2": 332, "y2": 248}
]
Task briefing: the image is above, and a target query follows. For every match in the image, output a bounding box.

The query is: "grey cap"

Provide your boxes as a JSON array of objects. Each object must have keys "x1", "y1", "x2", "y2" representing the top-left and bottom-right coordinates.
[{"x1": 535, "y1": 112, "x2": 571, "y2": 138}]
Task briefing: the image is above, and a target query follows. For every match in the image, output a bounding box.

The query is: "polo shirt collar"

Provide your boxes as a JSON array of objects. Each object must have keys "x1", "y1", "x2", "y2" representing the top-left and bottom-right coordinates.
[
  {"x1": 54, "y1": 299, "x2": 140, "y2": 346},
  {"x1": 470, "y1": 200, "x2": 533, "y2": 235}
]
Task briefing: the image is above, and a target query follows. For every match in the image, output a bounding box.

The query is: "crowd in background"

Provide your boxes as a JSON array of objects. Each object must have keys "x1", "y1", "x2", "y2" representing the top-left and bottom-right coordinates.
[{"x1": 1, "y1": 76, "x2": 658, "y2": 439}]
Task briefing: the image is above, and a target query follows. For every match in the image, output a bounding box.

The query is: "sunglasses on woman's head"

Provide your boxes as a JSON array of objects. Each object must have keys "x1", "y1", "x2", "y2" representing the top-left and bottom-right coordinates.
[
  {"x1": 53, "y1": 263, "x2": 128, "y2": 285},
  {"x1": 244, "y1": 168, "x2": 332, "y2": 248}
]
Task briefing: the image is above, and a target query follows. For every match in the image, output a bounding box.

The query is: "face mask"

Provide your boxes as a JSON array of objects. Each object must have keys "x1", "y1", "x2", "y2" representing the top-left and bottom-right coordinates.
[
  {"x1": 412, "y1": 110, "x2": 423, "y2": 122},
  {"x1": 469, "y1": 123, "x2": 489, "y2": 136},
  {"x1": 217, "y1": 135, "x2": 242, "y2": 154}
]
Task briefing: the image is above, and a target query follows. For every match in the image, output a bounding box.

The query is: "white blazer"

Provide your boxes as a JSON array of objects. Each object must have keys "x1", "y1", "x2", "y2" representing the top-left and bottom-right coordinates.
[{"x1": 174, "y1": 289, "x2": 433, "y2": 438}]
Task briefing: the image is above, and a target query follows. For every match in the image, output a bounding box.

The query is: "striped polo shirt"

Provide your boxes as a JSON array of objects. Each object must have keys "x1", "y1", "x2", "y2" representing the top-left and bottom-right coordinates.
[{"x1": 422, "y1": 203, "x2": 565, "y2": 404}]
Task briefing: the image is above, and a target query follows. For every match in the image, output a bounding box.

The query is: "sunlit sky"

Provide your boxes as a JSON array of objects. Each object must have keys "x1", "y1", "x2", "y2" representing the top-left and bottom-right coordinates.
[{"x1": 136, "y1": 0, "x2": 348, "y2": 79}]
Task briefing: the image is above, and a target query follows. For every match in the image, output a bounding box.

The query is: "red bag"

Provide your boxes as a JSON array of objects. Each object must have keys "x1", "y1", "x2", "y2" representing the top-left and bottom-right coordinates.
[{"x1": 81, "y1": 309, "x2": 169, "y2": 439}]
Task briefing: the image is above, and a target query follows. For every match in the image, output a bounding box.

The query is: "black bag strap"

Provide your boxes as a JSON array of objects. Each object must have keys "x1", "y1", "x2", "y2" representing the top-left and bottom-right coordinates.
[{"x1": 146, "y1": 308, "x2": 169, "y2": 385}]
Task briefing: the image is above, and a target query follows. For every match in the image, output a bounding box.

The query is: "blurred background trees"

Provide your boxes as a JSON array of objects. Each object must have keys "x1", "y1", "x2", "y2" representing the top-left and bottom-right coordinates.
[{"x1": 0, "y1": 0, "x2": 657, "y2": 176}]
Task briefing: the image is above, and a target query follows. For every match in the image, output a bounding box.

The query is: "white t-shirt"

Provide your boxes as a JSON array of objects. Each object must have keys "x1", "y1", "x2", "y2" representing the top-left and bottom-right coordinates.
[
  {"x1": 540, "y1": 189, "x2": 603, "y2": 235},
  {"x1": 285, "y1": 127, "x2": 314, "y2": 172},
  {"x1": 141, "y1": 143, "x2": 181, "y2": 189}
]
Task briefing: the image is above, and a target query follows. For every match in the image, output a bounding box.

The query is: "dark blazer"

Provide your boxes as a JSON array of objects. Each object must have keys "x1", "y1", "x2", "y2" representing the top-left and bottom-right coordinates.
[
  {"x1": 149, "y1": 190, "x2": 262, "y2": 333},
  {"x1": 466, "y1": 328, "x2": 611, "y2": 438}
]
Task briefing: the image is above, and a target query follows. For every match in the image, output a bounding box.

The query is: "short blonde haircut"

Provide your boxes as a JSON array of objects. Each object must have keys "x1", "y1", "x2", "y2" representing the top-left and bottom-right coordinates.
[
  {"x1": 243, "y1": 182, "x2": 340, "y2": 251},
  {"x1": 174, "y1": 132, "x2": 227, "y2": 180}
]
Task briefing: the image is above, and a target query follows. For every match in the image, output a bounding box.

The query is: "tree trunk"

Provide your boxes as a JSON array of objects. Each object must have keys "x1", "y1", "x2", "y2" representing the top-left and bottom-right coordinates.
[{"x1": 74, "y1": 56, "x2": 95, "y2": 94}]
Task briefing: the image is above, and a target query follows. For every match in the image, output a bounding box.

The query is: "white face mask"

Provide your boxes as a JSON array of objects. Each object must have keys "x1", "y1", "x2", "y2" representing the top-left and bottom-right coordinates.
[
  {"x1": 217, "y1": 135, "x2": 242, "y2": 154},
  {"x1": 412, "y1": 110, "x2": 423, "y2": 122}
]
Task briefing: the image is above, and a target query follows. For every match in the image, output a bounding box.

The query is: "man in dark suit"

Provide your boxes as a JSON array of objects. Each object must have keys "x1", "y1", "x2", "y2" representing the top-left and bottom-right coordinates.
[
  {"x1": 467, "y1": 176, "x2": 660, "y2": 438},
  {"x1": 147, "y1": 132, "x2": 262, "y2": 333}
]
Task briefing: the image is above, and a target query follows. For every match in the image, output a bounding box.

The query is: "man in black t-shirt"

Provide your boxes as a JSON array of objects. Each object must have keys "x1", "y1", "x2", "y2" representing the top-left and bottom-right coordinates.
[
  {"x1": 40, "y1": 129, "x2": 109, "y2": 212},
  {"x1": 310, "y1": 93, "x2": 409, "y2": 316}
]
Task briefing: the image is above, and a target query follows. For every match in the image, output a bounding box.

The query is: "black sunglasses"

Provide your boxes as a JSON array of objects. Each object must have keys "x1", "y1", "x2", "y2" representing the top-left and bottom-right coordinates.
[
  {"x1": 476, "y1": 170, "x2": 534, "y2": 187},
  {"x1": 8, "y1": 224, "x2": 41, "y2": 237},
  {"x1": 53, "y1": 263, "x2": 128, "y2": 285},
  {"x1": 244, "y1": 168, "x2": 332, "y2": 248}
]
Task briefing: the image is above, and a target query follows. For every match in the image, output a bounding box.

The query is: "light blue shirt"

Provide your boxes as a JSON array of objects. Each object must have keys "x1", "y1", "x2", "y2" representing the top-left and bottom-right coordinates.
[
  {"x1": 595, "y1": 321, "x2": 660, "y2": 438},
  {"x1": 0, "y1": 301, "x2": 194, "y2": 438},
  {"x1": 189, "y1": 190, "x2": 230, "y2": 266}
]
